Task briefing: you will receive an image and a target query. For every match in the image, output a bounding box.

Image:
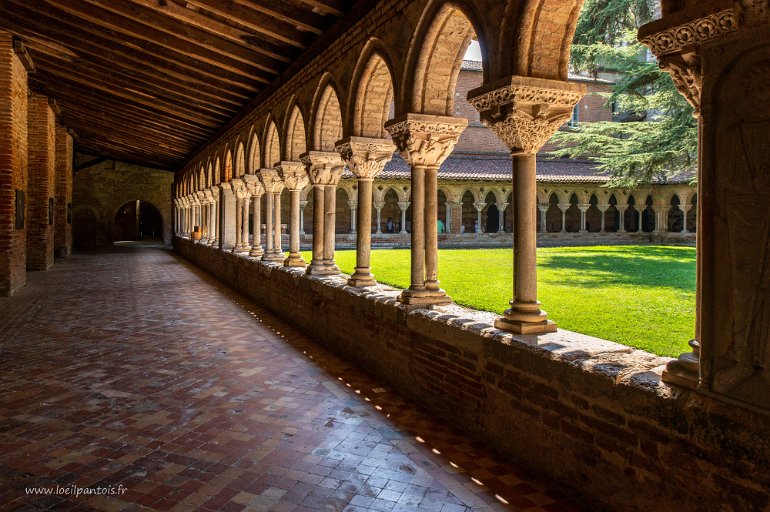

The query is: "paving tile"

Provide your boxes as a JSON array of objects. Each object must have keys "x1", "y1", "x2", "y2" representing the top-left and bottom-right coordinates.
[{"x1": 0, "y1": 246, "x2": 585, "y2": 512}]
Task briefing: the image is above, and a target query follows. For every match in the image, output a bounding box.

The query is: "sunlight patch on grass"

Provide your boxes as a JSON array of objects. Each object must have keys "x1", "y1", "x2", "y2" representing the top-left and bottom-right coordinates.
[{"x1": 303, "y1": 245, "x2": 695, "y2": 358}]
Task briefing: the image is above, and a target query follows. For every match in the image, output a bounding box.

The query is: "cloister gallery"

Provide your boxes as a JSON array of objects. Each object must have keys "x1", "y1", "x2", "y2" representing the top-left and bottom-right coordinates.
[{"x1": 1, "y1": 1, "x2": 769, "y2": 511}]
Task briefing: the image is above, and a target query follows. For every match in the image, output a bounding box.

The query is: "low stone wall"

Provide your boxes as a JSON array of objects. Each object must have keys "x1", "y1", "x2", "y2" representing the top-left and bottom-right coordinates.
[{"x1": 175, "y1": 237, "x2": 770, "y2": 512}]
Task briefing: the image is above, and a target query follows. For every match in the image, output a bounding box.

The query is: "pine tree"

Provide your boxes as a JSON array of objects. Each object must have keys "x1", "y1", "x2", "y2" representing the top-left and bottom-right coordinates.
[{"x1": 550, "y1": 0, "x2": 698, "y2": 186}]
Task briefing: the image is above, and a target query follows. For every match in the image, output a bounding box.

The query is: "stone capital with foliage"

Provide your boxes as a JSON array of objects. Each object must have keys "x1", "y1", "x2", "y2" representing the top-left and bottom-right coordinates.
[
  {"x1": 468, "y1": 76, "x2": 584, "y2": 155},
  {"x1": 335, "y1": 136, "x2": 396, "y2": 180},
  {"x1": 257, "y1": 168, "x2": 285, "y2": 194},
  {"x1": 300, "y1": 151, "x2": 345, "y2": 186},
  {"x1": 276, "y1": 161, "x2": 310, "y2": 191},
  {"x1": 384, "y1": 114, "x2": 467, "y2": 169}
]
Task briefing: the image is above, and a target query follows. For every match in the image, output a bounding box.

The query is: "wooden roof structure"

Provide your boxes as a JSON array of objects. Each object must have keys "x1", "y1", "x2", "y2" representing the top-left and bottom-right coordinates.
[{"x1": 0, "y1": 0, "x2": 357, "y2": 169}]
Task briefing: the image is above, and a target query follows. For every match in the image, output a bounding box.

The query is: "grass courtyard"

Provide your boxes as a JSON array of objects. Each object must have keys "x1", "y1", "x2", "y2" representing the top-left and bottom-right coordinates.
[{"x1": 306, "y1": 246, "x2": 695, "y2": 358}]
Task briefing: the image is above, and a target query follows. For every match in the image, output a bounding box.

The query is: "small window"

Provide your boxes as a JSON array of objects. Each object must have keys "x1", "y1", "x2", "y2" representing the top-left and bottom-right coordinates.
[
  {"x1": 15, "y1": 190, "x2": 24, "y2": 229},
  {"x1": 48, "y1": 198, "x2": 54, "y2": 225},
  {"x1": 569, "y1": 104, "x2": 580, "y2": 128}
]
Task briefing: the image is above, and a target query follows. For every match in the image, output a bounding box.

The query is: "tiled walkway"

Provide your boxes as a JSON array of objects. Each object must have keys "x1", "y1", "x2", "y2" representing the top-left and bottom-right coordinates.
[{"x1": 0, "y1": 246, "x2": 583, "y2": 512}]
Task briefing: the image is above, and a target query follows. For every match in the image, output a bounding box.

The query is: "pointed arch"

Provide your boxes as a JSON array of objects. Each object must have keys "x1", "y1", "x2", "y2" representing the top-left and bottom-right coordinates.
[
  {"x1": 235, "y1": 140, "x2": 246, "y2": 177},
  {"x1": 349, "y1": 41, "x2": 397, "y2": 138},
  {"x1": 311, "y1": 75, "x2": 344, "y2": 151},
  {"x1": 205, "y1": 162, "x2": 212, "y2": 188},
  {"x1": 263, "y1": 117, "x2": 281, "y2": 168},
  {"x1": 223, "y1": 148, "x2": 233, "y2": 182},
  {"x1": 284, "y1": 100, "x2": 308, "y2": 161},
  {"x1": 247, "y1": 128, "x2": 260, "y2": 174},
  {"x1": 404, "y1": 1, "x2": 485, "y2": 115}
]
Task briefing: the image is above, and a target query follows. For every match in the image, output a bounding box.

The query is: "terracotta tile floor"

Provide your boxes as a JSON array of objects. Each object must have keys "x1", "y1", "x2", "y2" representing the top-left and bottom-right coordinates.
[{"x1": 0, "y1": 246, "x2": 584, "y2": 512}]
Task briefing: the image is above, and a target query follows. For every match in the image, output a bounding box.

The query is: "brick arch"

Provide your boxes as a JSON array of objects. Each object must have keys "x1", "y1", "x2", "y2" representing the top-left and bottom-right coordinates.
[
  {"x1": 311, "y1": 76, "x2": 344, "y2": 151},
  {"x1": 263, "y1": 116, "x2": 281, "y2": 168},
  {"x1": 247, "y1": 129, "x2": 260, "y2": 174},
  {"x1": 197, "y1": 166, "x2": 205, "y2": 191},
  {"x1": 284, "y1": 99, "x2": 308, "y2": 161},
  {"x1": 505, "y1": 0, "x2": 583, "y2": 80},
  {"x1": 234, "y1": 140, "x2": 246, "y2": 177},
  {"x1": 349, "y1": 41, "x2": 397, "y2": 138},
  {"x1": 205, "y1": 162, "x2": 213, "y2": 188},
  {"x1": 222, "y1": 148, "x2": 233, "y2": 182},
  {"x1": 405, "y1": 1, "x2": 482, "y2": 116}
]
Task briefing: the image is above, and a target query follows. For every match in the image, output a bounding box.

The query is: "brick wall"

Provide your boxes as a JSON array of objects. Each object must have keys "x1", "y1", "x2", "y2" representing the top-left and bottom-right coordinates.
[
  {"x1": 72, "y1": 160, "x2": 174, "y2": 246},
  {"x1": 0, "y1": 33, "x2": 28, "y2": 296},
  {"x1": 26, "y1": 94, "x2": 56, "y2": 271},
  {"x1": 54, "y1": 125, "x2": 73, "y2": 257},
  {"x1": 176, "y1": 238, "x2": 770, "y2": 512},
  {"x1": 453, "y1": 68, "x2": 613, "y2": 154}
]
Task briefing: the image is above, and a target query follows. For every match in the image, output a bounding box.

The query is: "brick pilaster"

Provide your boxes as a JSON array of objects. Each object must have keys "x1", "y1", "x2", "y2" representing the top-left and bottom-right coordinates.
[
  {"x1": 54, "y1": 124, "x2": 73, "y2": 257},
  {"x1": 0, "y1": 32, "x2": 29, "y2": 295},
  {"x1": 26, "y1": 93, "x2": 55, "y2": 271}
]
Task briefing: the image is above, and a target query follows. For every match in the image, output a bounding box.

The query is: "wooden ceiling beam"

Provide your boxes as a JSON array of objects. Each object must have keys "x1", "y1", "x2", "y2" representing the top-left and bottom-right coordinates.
[
  {"x1": 77, "y1": 0, "x2": 287, "y2": 72},
  {"x1": 182, "y1": 0, "x2": 313, "y2": 49},
  {"x1": 33, "y1": 54, "x2": 239, "y2": 120},
  {"x1": 297, "y1": 0, "x2": 347, "y2": 17},
  {"x1": 73, "y1": 129, "x2": 190, "y2": 159},
  {"x1": 33, "y1": 0, "x2": 278, "y2": 80},
  {"x1": 59, "y1": 104, "x2": 200, "y2": 147},
  {"x1": 32, "y1": 67, "x2": 228, "y2": 128},
  {"x1": 132, "y1": 0, "x2": 292, "y2": 63},
  {"x1": 228, "y1": 0, "x2": 328, "y2": 34},
  {"x1": 75, "y1": 142, "x2": 177, "y2": 169},
  {"x1": 0, "y1": 4, "x2": 264, "y2": 92}
]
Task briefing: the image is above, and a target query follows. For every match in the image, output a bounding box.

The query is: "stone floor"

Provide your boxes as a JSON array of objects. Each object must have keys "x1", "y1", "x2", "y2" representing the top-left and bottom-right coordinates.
[{"x1": 0, "y1": 246, "x2": 584, "y2": 512}]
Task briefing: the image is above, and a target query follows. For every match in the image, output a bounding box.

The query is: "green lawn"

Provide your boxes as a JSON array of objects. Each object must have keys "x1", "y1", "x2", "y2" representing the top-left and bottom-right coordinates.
[{"x1": 304, "y1": 246, "x2": 695, "y2": 357}]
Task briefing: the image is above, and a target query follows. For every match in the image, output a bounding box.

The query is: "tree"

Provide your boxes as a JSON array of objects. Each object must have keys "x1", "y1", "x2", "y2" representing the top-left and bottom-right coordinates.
[{"x1": 550, "y1": 0, "x2": 698, "y2": 186}]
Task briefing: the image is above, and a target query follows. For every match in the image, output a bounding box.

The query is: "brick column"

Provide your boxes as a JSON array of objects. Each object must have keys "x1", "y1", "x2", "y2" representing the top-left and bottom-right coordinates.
[
  {"x1": 469, "y1": 76, "x2": 584, "y2": 333},
  {"x1": 276, "y1": 161, "x2": 309, "y2": 267},
  {"x1": 639, "y1": 4, "x2": 770, "y2": 400},
  {"x1": 257, "y1": 168, "x2": 285, "y2": 263},
  {"x1": 301, "y1": 151, "x2": 344, "y2": 275},
  {"x1": 26, "y1": 94, "x2": 55, "y2": 271},
  {"x1": 0, "y1": 34, "x2": 30, "y2": 295},
  {"x1": 336, "y1": 137, "x2": 395, "y2": 287},
  {"x1": 54, "y1": 124, "x2": 72, "y2": 258},
  {"x1": 385, "y1": 114, "x2": 467, "y2": 308},
  {"x1": 448, "y1": 200, "x2": 462, "y2": 234}
]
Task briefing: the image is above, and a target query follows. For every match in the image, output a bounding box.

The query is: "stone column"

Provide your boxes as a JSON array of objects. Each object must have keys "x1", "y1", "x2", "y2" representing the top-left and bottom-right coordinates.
[
  {"x1": 538, "y1": 204, "x2": 548, "y2": 234},
  {"x1": 373, "y1": 201, "x2": 384, "y2": 234},
  {"x1": 208, "y1": 186, "x2": 218, "y2": 246},
  {"x1": 300, "y1": 200, "x2": 307, "y2": 235},
  {"x1": 276, "y1": 161, "x2": 310, "y2": 267},
  {"x1": 244, "y1": 175, "x2": 264, "y2": 258},
  {"x1": 231, "y1": 179, "x2": 249, "y2": 253},
  {"x1": 336, "y1": 137, "x2": 395, "y2": 287},
  {"x1": 385, "y1": 114, "x2": 467, "y2": 307},
  {"x1": 682, "y1": 204, "x2": 692, "y2": 233},
  {"x1": 349, "y1": 202, "x2": 357, "y2": 233},
  {"x1": 639, "y1": 3, "x2": 770, "y2": 399},
  {"x1": 257, "y1": 168, "x2": 285, "y2": 263},
  {"x1": 498, "y1": 203, "x2": 507, "y2": 233},
  {"x1": 445, "y1": 201, "x2": 452, "y2": 233},
  {"x1": 598, "y1": 205, "x2": 609, "y2": 232},
  {"x1": 638, "y1": 205, "x2": 644, "y2": 232},
  {"x1": 475, "y1": 203, "x2": 485, "y2": 233},
  {"x1": 469, "y1": 75, "x2": 584, "y2": 334},
  {"x1": 618, "y1": 204, "x2": 627, "y2": 233},
  {"x1": 558, "y1": 204, "x2": 569, "y2": 233},
  {"x1": 398, "y1": 201, "x2": 410, "y2": 234},
  {"x1": 300, "y1": 152, "x2": 345, "y2": 275},
  {"x1": 578, "y1": 204, "x2": 589, "y2": 233},
  {"x1": 241, "y1": 189, "x2": 251, "y2": 252}
]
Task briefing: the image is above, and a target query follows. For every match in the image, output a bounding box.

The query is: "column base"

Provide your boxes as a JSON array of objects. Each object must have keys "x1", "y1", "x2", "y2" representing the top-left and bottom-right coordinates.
[
  {"x1": 284, "y1": 254, "x2": 307, "y2": 267},
  {"x1": 208, "y1": 238, "x2": 218, "y2": 247},
  {"x1": 262, "y1": 250, "x2": 284, "y2": 263},
  {"x1": 233, "y1": 244, "x2": 250, "y2": 254},
  {"x1": 398, "y1": 287, "x2": 452, "y2": 308},
  {"x1": 306, "y1": 261, "x2": 339, "y2": 275},
  {"x1": 495, "y1": 316, "x2": 557, "y2": 334},
  {"x1": 662, "y1": 339, "x2": 700, "y2": 390},
  {"x1": 348, "y1": 268, "x2": 376, "y2": 287},
  {"x1": 249, "y1": 246, "x2": 264, "y2": 258}
]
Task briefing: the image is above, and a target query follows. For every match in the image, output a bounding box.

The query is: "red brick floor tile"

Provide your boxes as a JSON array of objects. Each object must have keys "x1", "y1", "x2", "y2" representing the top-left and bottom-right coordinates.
[{"x1": 0, "y1": 246, "x2": 586, "y2": 512}]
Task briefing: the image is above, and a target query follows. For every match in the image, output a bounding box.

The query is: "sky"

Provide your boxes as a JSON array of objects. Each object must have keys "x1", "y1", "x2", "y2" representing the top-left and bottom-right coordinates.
[{"x1": 464, "y1": 40, "x2": 482, "y2": 61}]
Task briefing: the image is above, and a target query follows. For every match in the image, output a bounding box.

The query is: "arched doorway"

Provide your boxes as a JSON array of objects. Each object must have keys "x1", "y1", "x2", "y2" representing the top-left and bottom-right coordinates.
[{"x1": 114, "y1": 200, "x2": 163, "y2": 242}]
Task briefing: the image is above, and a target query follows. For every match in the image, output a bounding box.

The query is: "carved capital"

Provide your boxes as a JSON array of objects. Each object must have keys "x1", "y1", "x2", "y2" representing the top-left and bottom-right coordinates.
[
  {"x1": 300, "y1": 151, "x2": 345, "y2": 186},
  {"x1": 257, "y1": 168, "x2": 285, "y2": 194},
  {"x1": 195, "y1": 191, "x2": 208, "y2": 204},
  {"x1": 335, "y1": 136, "x2": 396, "y2": 180},
  {"x1": 276, "y1": 161, "x2": 310, "y2": 191},
  {"x1": 639, "y1": 8, "x2": 739, "y2": 58},
  {"x1": 230, "y1": 178, "x2": 245, "y2": 192},
  {"x1": 209, "y1": 185, "x2": 219, "y2": 197},
  {"x1": 397, "y1": 201, "x2": 410, "y2": 211},
  {"x1": 468, "y1": 76, "x2": 584, "y2": 155},
  {"x1": 660, "y1": 50, "x2": 703, "y2": 112},
  {"x1": 384, "y1": 114, "x2": 467, "y2": 168},
  {"x1": 203, "y1": 190, "x2": 214, "y2": 202},
  {"x1": 243, "y1": 174, "x2": 264, "y2": 196}
]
